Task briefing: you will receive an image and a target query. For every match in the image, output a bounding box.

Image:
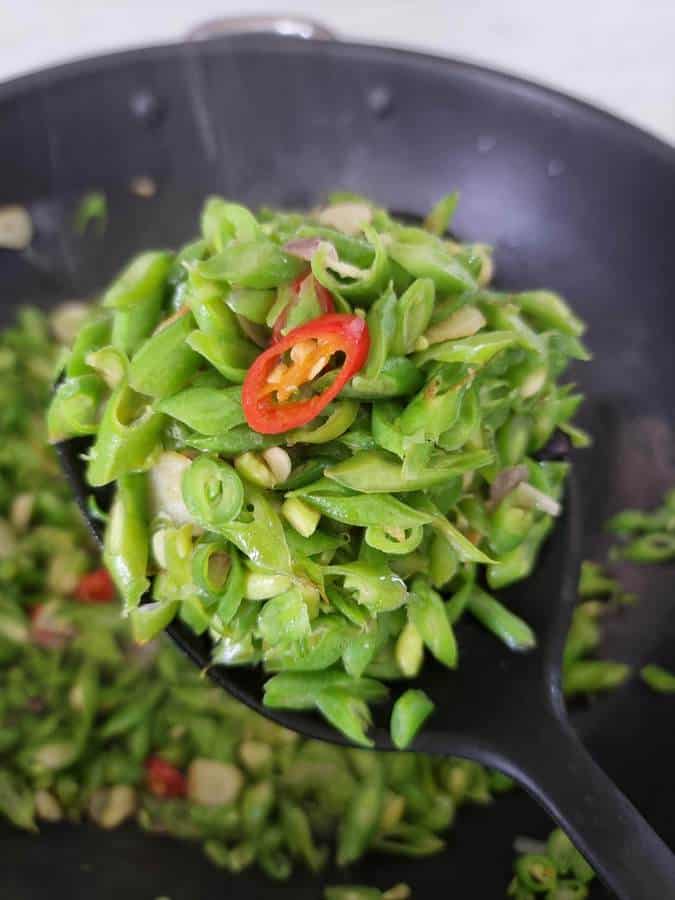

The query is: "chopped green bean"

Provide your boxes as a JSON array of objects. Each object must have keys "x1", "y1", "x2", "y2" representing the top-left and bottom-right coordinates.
[
  {"x1": 640, "y1": 663, "x2": 675, "y2": 693},
  {"x1": 48, "y1": 194, "x2": 590, "y2": 747}
]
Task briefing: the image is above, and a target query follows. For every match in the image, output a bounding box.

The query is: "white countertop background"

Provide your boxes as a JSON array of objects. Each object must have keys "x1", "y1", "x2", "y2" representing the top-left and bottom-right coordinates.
[{"x1": 0, "y1": 0, "x2": 673, "y2": 146}]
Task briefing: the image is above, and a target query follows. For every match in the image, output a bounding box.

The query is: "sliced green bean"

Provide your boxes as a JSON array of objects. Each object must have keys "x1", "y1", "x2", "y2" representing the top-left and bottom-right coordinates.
[
  {"x1": 640, "y1": 663, "x2": 675, "y2": 693},
  {"x1": 390, "y1": 689, "x2": 435, "y2": 749}
]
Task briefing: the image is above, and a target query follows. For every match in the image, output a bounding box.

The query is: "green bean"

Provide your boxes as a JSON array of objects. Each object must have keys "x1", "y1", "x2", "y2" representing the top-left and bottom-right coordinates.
[
  {"x1": 284, "y1": 526, "x2": 344, "y2": 559},
  {"x1": 429, "y1": 532, "x2": 458, "y2": 588},
  {"x1": 341, "y1": 623, "x2": 381, "y2": 680},
  {"x1": 263, "y1": 670, "x2": 388, "y2": 710},
  {"x1": 362, "y1": 285, "x2": 397, "y2": 380},
  {"x1": 391, "y1": 278, "x2": 435, "y2": 355},
  {"x1": 388, "y1": 234, "x2": 476, "y2": 295},
  {"x1": 84, "y1": 345, "x2": 128, "y2": 389},
  {"x1": 86, "y1": 383, "x2": 165, "y2": 486},
  {"x1": 188, "y1": 803, "x2": 240, "y2": 838},
  {"x1": 339, "y1": 357, "x2": 424, "y2": 399},
  {"x1": 512, "y1": 291, "x2": 585, "y2": 337},
  {"x1": 179, "y1": 593, "x2": 212, "y2": 635},
  {"x1": 201, "y1": 198, "x2": 261, "y2": 250},
  {"x1": 325, "y1": 449, "x2": 492, "y2": 493},
  {"x1": 547, "y1": 828, "x2": 595, "y2": 882},
  {"x1": 314, "y1": 691, "x2": 373, "y2": 748},
  {"x1": 424, "y1": 192, "x2": 459, "y2": 236},
  {"x1": 190, "y1": 538, "x2": 229, "y2": 599},
  {"x1": 65, "y1": 312, "x2": 112, "y2": 378},
  {"x1": 577, "y1": 561, "x2": 619, "y2": 598},
  {"x1": 326, "y1": 584, "x2": 371, "y2": 630},
  {"x1": 479, "y1": 297, "x2": 546, "y2": 355},
  {"x1": 337, "y1": 758, "x2": 384, "y2": 863},
  {"x1": 128, "y1": 312, "x2": 200, "y2": 400},
  {"x1": 186, "y1": 330, "x2": 258, "y2": 384},
  {"x1": 204, "y1": 839, "x2": 255, "y2": 872},
  {"x1": 258, "y1": 588, "x2": 311, "y2": 645},
  {"x1": 467, "y1": 587, "x2": 536, "y2": 651},
  {"x1": 181, "y1": 457, "x2": 244, "y2": 527},
  {"x1": 280, "y1": 800, "x2": 327, "y2": 871},
  {"x1": 491, "y1": 500, "x2": 533, "y2": 556},
  {"x1": 437, "y1": 386, "x2": 480, "y2": 451},
  {"x1": 296, "y1": 223, "x2": 375, "y2": 267},
  {"x1": 107, "y1": 253, "x2": 172, "y2": 357},
  {"x1": 265, "y1": 615, "x2": 352, "y2": 673},
  {"x1": 487, "y1": 516, "x2": 553, "y2": 589},
  {"x1": 391, "y1": 620, "x2": 421, "y2": 678},
  {"x1": 497, "y1": 415, "x2": 532, "y2": 467},
  {"x1": 411, "y1": 494, "x2": 494, "y2": 564},
  {"x1": 365, "y1": 524, "x2": 424, "y2": 555},
  {"x1": 372, "y1": 821, "x2": 445, "y2": 857},
  {"x1": 327, "y1": 561, "x2": 407, "y2": 614},
  {"x1": 293, "y1": 480, "x2": 433, "y2": 529},
  {"x1": 413, "y1": 330, "x2": 517, "y2": 367},
  {"x1": 186, "y1": 282, "x2": 237, "y2": 341},
  {"x1": 184, "y1": 425, "x2": 277, "y2": 456},
  {"x1": 324, "y1": 888, "x2": 383, "y2": 900},
  {"x1": 103, "y1": 251, "x2": 173, "y2": 311},
  {"x1": 258, "y1": 844, "x2": 293, "y2": 880},
  {"x1": 225, "y1": 287, "x2": 276, "y2": 325},
  {"x1": 311, "y1": 226, "x2": 389, "y2": 304},
  {"x1": 563, "y1": 660, "x2": 630, "y2": 696},
  {"x1": 169, "y1": 237, "x2": 207, "y2": 285},
  {"x1": 47, "y1": 375, "x2": 106, "y2": 441},
  {"x1": 0, "y1": 770, "x2": 36, "y2": 831},
  {"x1": 104, "y1": 472, "x2": 149, "y2": 612},
  {"x1": 271, "y1": 275, "x2": 325, "y2": 335},
  {"x1": 640, "y1": 663, "x2": 675, "y2": 693},
  {"x1": 240, "y1": 779, "x2": 275, "y2": 837},
  {"x1": 129, "y1": 594, "x2": 180, "y2": 643},
  {"x1": 617, "y1": 532, "x2": 675, "y2": 563},
  {"x1": 408, "y1": 577, "x2": 458, "y2": 668},
  {"x1": 398, "y1": 367, "x2": 470, "y2": 442},
  {"x1": 390, "y1": 689, "x2": 435, "y2": 749},
  {"x1": 219, "y1": 488, "x2": 291, "y2": 573},
  {"x1": 198, "y1": 238, "x2": 303, "y2": 289},
  {"x1": 419, "y1": 791, "x2": 455, "y2": 830},
  {"x1": 159, "y1": 386, "x2": 245, "y2": 435},
  {"x1": 98, "y1": 683, "x2": 164, "y2": 739},
  {"x1": 606, "y1": 509, "x2": 656, "y2": 534},
  {"x1": 514, "y1": 854, "x2": 558, "y2": 892},
  {"x1": 371, "y1": 400, "x2": 407, "y2": 457},
  {"x1": 287, "y1": 401, "x2": 360, "y2": 446},
  {"x1": 562, "y1": 606, "x2": 601, "y2": 668}
]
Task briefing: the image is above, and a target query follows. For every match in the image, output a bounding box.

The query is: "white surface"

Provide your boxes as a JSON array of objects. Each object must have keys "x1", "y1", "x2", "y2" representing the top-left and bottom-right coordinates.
[{"x1": 0, "y1": 0, "x2": 673, "y2": 145}]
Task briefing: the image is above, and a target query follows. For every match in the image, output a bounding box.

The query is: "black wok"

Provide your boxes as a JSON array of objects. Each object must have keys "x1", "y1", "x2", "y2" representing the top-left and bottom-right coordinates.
[{"x1": 1, "y1": 22, "x2": 674, "y2": 900}]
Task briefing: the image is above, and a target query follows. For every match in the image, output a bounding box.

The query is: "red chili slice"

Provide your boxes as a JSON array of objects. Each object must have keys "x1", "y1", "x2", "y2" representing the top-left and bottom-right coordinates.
[
  {"x1": 242, "y1": 313, "x2": 369, "y2": 434},
  {"x1": 271, "y1": 274, "x2": 335, "y2": 343},
  {"x1": 74, "y1": 568, "x2": 116, "y2": 604},
  {"x1": 145, "y1": 755, "x2": 188, "y2": 798}
]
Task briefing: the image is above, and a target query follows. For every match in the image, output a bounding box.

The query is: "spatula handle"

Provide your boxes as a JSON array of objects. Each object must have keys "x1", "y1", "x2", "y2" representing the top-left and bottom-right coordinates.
[{"x1": 503, "y1": 715, "x2": 675, "y2": 900}]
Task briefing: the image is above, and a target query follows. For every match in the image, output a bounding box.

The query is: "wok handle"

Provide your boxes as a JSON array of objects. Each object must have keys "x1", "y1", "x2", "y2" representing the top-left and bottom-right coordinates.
[
  {"x1": 501, "y1": 714, "x2": 675, "y2": 900},
  {"x1": 186, "y1": 15, "x2": 336, "y2": 42}
]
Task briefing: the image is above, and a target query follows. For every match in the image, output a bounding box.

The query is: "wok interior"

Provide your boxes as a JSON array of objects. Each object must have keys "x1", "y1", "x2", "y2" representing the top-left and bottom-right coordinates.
[{"x1": 2, "y1": 35, "x2": 674, "y2": 897}]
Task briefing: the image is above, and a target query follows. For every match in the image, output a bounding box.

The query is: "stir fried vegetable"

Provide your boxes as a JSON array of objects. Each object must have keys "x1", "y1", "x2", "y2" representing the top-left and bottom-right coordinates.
[
  {"x1": 47, "y1": 192, "x2": 591, "y2": 745},
  {"x1": 607, "y1": 489, "x2": 675, "y2": 563},
  {"x1": 0, "y1": 304, "x2": 667, "y2": 895},
  {"x1": 3, "y1": 307, "x2": 506, "y2": 873},
  {"x1": 509, "y1": 828, "x2": 595, "y2": 898}
]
